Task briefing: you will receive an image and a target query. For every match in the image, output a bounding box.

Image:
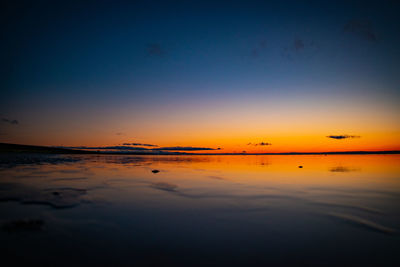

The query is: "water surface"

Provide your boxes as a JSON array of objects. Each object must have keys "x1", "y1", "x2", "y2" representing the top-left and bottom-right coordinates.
[{"x1": 1, "y1": 154, "x2": 399, "y2": 266}]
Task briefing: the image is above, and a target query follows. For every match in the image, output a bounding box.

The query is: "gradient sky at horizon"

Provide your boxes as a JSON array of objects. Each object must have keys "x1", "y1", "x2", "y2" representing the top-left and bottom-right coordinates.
[{"x1": 1, "y1": 0, "x2": 400, "y2": 152}]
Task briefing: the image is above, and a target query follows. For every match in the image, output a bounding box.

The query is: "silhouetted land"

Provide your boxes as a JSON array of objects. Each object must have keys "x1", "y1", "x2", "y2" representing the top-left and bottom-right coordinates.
[
  {"x1": 1, "y1": 143, "x2": 399, "y2": 155},
  {"x1": 0, "y1": 143, "x2": 96, "y2": 154}
]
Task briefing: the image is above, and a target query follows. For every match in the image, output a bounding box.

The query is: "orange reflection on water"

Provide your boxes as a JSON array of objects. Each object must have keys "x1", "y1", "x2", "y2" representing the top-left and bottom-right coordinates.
[{"x1": 40, "y1": 154, "x2": 399, "y2": 192}]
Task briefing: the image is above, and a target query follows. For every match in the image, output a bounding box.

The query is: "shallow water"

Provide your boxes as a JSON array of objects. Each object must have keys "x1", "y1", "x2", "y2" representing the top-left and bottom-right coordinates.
[{"x1": 0, "y1": 154, "x2": 399, "y2": 266}]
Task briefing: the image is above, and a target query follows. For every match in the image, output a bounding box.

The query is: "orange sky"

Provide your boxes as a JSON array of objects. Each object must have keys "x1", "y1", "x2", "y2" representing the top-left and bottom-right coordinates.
[{"x1": 2, "y1": 94, "x2": 399, "y2": 153}]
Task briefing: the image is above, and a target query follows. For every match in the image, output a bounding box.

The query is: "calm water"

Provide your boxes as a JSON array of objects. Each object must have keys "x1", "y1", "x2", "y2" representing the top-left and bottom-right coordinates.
[{"x1": 0, "y1": 154, "x2": 399, "y2": 266}]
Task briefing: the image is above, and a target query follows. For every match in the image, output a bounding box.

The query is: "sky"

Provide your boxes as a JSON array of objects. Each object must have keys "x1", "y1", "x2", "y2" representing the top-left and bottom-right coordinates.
[{"x1": 1, "y1": 0, "x2": 400, "y2": 153}]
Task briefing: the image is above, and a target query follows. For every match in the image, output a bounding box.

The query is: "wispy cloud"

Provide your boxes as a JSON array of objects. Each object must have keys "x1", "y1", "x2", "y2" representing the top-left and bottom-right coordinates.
[
  {"x1": 247, "y1": 142, "x2": 272, "y2": 146},
  {"x1": 327, "y1": 135, "x2": 361, "y2": 140},
  {"x1": 1, "y1": 118, "x2": 19, "y2": 125},
  {"x1": 293, "y1": 38, "x2": 305, "y2": 51},
  {"x1": 251, "y1": 39, "x2": 268, "y2": 58},
  {"x1": 146, "y1": 43, "x2": 166, "y2": 57},
  {"x1": 281, "y1": 37, "x2": 317, "y2": 60},
  {"x1": 330, "y1": 166, "x2": 359, "y2": 172},
  {"x1": 122, "y1": 143, "x2": 158, "y2": 147},
  {"x1": 343, "y1": 19, "x2": 377, "y2": 42}
]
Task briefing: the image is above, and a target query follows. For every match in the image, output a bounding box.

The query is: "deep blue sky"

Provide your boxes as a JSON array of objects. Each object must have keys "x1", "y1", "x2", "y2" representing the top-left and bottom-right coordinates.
[{"x1": 1, "y1": 0, "x2": 400, "y2": 150}]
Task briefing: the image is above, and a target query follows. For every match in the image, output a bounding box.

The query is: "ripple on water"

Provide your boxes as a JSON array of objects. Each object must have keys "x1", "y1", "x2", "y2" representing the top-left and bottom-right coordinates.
[
  {"x1": 326, "y1": 212, "x2": 396, "y2": 235},
  {"x1": 0, "y1": 183, "x2": 88, "y2": 209},
  {"x1": 150, "y1": 182, "x2": 178, "y2": 192}
]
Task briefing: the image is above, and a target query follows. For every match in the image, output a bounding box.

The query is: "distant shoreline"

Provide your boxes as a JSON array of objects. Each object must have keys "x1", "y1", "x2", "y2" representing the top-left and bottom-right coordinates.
[{"x1": 1, "y1": 143, "x2": 399, "y2": 155}]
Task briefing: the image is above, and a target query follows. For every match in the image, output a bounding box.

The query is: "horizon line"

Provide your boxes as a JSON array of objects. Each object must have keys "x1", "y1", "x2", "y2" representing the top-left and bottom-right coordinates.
[{"x1": 0, "y1": 143, "x2": 399, "y2": 155}]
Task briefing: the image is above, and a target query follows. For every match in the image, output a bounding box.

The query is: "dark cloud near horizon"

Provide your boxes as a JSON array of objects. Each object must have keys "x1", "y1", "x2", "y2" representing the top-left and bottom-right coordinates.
[
  {"x1": 2, "y1": 118, "x2": 19, "y2": 125},
  {"x1": 64, "y1": 145, "x2": 216, "y2": 151},
  {"x1": 123, "y1": 143, "x2": 158, "y2": 147},
  {"x1": 247, "y1": 142, "x2": 272, "y2": 146},
  {"x1": 327, "y1": 135, "x2": 361, "y2": 140},
  {"x1": 66, "y1": 146, "x2": 150, "y2": 150},
  {"x1": 330, "y1": 166, "x2": 359, "y2": 172},
  {"x1": 146, "y1": 43, "x2": 166, "y2": 57},
  {"x1": 343, "y1": 19, "x2": 378, "y2": 42},
  {"x1": 258, "y1": 142, "x2": 272, "y2": 146},
  {"x1": 154, "y1": 146, "x2": 216, "y2": 151}
]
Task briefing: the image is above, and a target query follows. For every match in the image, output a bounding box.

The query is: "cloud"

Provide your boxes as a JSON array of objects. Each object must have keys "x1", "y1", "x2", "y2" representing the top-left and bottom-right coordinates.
[
  {"x1": 258, "y1": 142, "x2": 272, "y2": 146},
  {"x1": 343, "y1": 19, "x2": 377, "y2": 42},
  {"x1": 281, "y1": 37, "x2": 317, "y2": 60},
  {"x1": 2, "y1": 118, "x2": 18, "y2": 125},
  {"x1": 146, "y1": 43, "x2": 166, "y2": 57},
  {"x1": 327, "y1": 135, "x2": 361, "y2": 140},
  {"x1": 259, "y1": 39, "x2": 267, "y2": 49},
  {"x1": 294, "y1": 38, "x2": 305, "y2": 51},
  {"x1": 154, "y1": 146, "x2": 216, "y2": 151},
  {"x1": 67, "y1": 146, "x2": 150, "y2": 151},
  {"x1": 208, "y1": 175, "x2": 226, "y2": 180},
  {"x1": 64, "y1": 145, "x2": 217, "y2": 152},
  {"x1": 251, "y1": 39, "x2": 268, "y2": 58},
  {"x1": 247, "y1": 142, "x2": 272, "y2": 146},
  {"x1": 122, "y1": 143, "x2": 158, "y2": 147},
  {"x1": 330, "y1": 166, "x2": 359, "y2": 172},
  {"x1": 115, "y1": 132, "x2": 124, "y2": 136}
]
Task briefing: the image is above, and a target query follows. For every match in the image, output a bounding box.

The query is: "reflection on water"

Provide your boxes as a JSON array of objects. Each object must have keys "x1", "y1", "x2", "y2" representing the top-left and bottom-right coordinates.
[{"x1": 0, "y1": 154, "x2": 399, "y2": 266}]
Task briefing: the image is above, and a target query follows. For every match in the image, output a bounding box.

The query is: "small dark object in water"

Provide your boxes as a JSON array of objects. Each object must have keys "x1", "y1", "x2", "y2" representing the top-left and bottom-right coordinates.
[
  {"x1": 2, "y1": 219, "x2": 44, "y2": 232},
  {"x1": 152, "y1": 170, "x2": 160, "y2": 173},
  {"x1": 52, "y1": 191, "x2": 60, "y2": 196},
  {"x1": 298, "y1": 166, "x2": 303, "y2": 168}
]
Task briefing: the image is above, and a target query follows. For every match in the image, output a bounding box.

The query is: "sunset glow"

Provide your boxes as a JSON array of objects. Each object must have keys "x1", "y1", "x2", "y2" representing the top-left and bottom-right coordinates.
[{"x1": 1, "y1": 1, "x2": 399, "y2": 153}]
